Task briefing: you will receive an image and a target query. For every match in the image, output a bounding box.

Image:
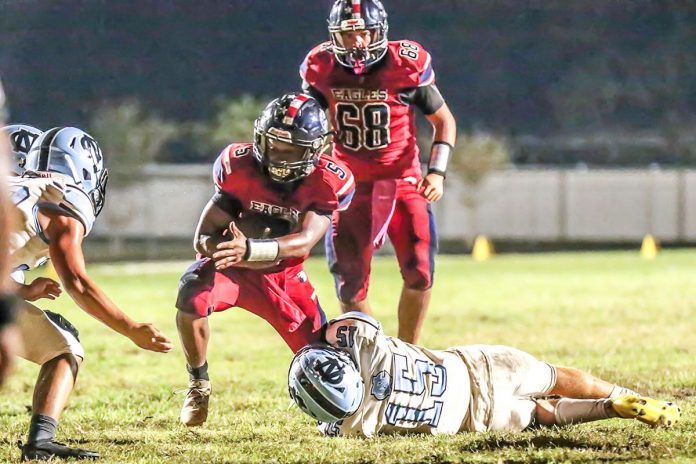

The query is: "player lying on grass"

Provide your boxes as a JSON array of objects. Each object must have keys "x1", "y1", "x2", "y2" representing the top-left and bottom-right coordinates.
[
  {"x1": 175, "y1": 93, "x2": 354, "y2": 427},
  {"x1": 288, "y1": 312, "x2": 680, "y2": 437},
  {"x1": 6, "y1": 126, "x2": 172, "y2": 461}
]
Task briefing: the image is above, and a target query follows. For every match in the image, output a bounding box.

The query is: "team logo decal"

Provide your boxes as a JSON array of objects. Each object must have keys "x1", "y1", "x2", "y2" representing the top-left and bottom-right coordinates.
[
  {"x1": 249, "y1": 201, "x2": 300, "y2": 223},
  {"x1": 80, "y1": 134, "x2": 103, "y2": 163},
  {"x1": 268, "y1": 127, "x2": 292, "y2": 141},
  {"x1": 315, "y1": 358, "x2": 346, "y2": 385},
  {"x1": 331, "y1": 88, "x2": 388, "y2": 102},
  {"x1": 371, "y1": 370, "x2": 392, "y2": 400},
  {"x1": 9, "y1": 129, "x2": 40, "y2": 158}
]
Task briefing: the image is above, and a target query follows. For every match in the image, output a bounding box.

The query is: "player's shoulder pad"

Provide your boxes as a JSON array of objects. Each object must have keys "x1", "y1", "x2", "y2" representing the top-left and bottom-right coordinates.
[
  {"x1": 10, "y1": 176, "x2": 66, "y2": 207},
  {"x1": 387, "y1": 40, "x2": 435, "y2": 87},
  {"x1": 316, "y1": 155, "x2": 355, "y2": 212},
  {"x1": 300, "y1": 42, "x2": 334, "y2": 84},
  {"x1": 325, "y1": 311, "x2": 382, "y2": 349},
  {"x1": 329, "y1": 311, "x2": 381, "y2": 331},
  {"x1": 212, "y1": 143, "x2": 253, "y2": 189}
]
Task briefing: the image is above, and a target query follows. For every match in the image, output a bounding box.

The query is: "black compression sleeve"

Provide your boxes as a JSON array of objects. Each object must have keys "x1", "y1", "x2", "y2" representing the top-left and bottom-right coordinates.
[
  {"x1": 0, "y1": 294, "x2": 17, "y2": 327},
  {"x1": 400, "y1": 84, "x2": 445, "y2": 115},
  {"x1": 302, "y1": 84, "x2": 329, "y2": 110},
  {"x1": 210, "y1": 191, "x2": 243, "y2": 217}
]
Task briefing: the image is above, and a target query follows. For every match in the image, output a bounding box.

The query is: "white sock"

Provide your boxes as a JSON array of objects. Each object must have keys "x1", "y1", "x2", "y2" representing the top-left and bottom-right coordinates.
[
  {"x1": 609, "y1": 385, "x2": 639, "y2": 398},
  {"x1": 554, "y1": 398, "x2": 616, "y2": 426}
]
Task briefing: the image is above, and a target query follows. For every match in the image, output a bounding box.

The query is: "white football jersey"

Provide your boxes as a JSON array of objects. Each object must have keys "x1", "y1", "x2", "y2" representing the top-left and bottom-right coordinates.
[
  {"x1": 322, "y1": 312, "x2": 471, "y2": 437},
  {"x1": 321, "y1": 312, "x2": 556, "y2": 437},
  {"x1": 8, "y1": 176, "x2": 66, "y2": 274}
]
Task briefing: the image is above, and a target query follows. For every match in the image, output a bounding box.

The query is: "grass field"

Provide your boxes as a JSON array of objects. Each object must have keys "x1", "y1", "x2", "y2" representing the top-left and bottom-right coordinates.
[{"x1": 1, "y1": 251, "x2": 695, "y2": 463}]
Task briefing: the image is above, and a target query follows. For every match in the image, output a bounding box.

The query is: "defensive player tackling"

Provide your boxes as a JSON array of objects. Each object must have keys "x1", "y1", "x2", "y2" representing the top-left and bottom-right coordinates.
[
  {"x1": 5, "y1": 126, "x2": 172, "y2": 461},
  {"x1": 289, "y1": 312, "x2": 681, "y2": 437}
]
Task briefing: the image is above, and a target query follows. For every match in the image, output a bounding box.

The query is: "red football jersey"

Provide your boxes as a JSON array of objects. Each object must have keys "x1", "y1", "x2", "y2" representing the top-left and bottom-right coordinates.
[
  {"x1": 300, "y1": 40, "x2": 435, "y2": 182},
  {"x1": 212, "y1": 143, "x2": 355, "y2": 268}
]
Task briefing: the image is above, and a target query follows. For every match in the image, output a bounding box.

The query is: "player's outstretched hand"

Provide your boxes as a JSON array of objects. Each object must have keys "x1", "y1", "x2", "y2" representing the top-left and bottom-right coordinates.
[
  {"x1": 213, "y1": 221, "x2": 248, "y2": 271},
  {"x1": 129, "y1": 323, "x2": 173, "y2": 353},
  {"x1": 18, "y1": 277, "x2": 62, "y2": 301},
  {"x1": 418, "y1": 172, "x2": 445, "y2": 202}
]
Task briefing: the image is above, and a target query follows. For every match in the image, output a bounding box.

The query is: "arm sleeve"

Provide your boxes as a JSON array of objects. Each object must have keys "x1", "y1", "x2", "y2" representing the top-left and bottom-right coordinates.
[
  {"x1": 210, "y1": 191, "x2": 243, "y2": 218},
  {"x1": 0, "y1": 295, "x2": 17, "y2": 328},
  {"x1": 399, "y1": 84, "x2": 445, "y2": 116},
  {"x1": 302, "y1": 84, "x2": 329, "y2": 111}
]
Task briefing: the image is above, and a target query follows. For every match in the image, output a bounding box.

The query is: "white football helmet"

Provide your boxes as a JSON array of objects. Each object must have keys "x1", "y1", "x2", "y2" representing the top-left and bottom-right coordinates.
[
  {"x1": 288, "y1": 344, "x2": 364, "y2": 423},
  {"x1": 2, "y1": 124, "x2": 43, "y2": 175},
  {"x1": 25, "y1": 127, "x2": 108, "y2": 235}
]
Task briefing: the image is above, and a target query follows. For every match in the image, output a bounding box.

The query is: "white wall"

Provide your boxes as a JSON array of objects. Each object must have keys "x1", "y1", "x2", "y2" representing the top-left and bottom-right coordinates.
[{"x1": 94, "y1": 165, "x2": 696, "y2": 242}]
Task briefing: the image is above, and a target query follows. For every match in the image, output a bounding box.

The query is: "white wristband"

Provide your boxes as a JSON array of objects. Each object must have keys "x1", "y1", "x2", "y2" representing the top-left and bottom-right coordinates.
[
  {"x1": 245, "y1": 239, "x2": 279, "y2": 262},
  {"x1": 428, "y1": 142, "x2": 452, "y2": 176}
]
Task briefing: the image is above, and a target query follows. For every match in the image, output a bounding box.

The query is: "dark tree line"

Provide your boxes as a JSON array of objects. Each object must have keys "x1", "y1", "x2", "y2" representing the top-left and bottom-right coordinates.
[{"x1": 1, "y1": 0, "x2": 695, "y2": 164}]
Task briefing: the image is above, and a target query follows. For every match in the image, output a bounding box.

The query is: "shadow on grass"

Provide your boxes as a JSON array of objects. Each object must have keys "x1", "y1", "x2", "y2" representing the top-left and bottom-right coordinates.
[
  {"x1": 108, "y1": 438, "x2": 141, "y2": 446},
  {"x1": 469, "y1": 434, "x2": 600, "y2": 451},
  {"x1": 383, "y1": 434, "x2": 643, "y2": 464},
  {"x1": 464, "y1": 434, "x2": 640, "y2": 462}
]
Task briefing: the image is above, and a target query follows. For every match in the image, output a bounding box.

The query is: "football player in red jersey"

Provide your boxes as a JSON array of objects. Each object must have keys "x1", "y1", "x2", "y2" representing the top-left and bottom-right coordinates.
[
  {"x1": 175, "y1": 93, "x2": 355, "y2": 427},
  {"x1": 300, "y1": 0, "x2": 457, "y2": 344}
]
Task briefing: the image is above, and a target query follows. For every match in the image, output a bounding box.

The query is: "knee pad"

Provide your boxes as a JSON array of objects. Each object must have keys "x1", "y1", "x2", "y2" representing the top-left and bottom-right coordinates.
[
  {"x1": 403, "y1": 271, "x2": 433, "y2": 291},
  {"x1": 44, "y1": 310, "x2": 85, "y2": 360},
  {"x1": 176, "y1": 278, "x2": 203, "y2": 316},
  {"x1": 175, "y1": 270, "x2": 212, "y2": 317}
]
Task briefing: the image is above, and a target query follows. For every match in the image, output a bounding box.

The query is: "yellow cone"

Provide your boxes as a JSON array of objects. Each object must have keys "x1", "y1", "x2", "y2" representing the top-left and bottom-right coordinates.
[
  {"x1": 640, "y1": 234, "x2": 659, "y2": 259},
  {"x1": 472, "y1": 235, "x2": 494, "y2": 261}
]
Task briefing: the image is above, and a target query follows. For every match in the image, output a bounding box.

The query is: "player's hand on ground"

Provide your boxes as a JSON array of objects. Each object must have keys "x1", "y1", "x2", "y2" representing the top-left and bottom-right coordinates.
[
  {"x1": 17, "y1": 277, "x2": 62, "y2": 301},
  {"x1": 213, "y1": 221, "x2": 247, "y2": 270},
  {"x1": 418, "y1": 172, "x2": 445, "y2": 202},
  {"x1": 129, "y1": 323, "x2": 173, "y2": 353}
]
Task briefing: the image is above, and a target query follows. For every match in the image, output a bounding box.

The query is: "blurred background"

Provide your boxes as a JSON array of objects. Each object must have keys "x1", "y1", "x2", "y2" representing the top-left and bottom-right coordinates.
[{"x1": 2, "y1": 0, "x2": 696, "y2": 259}]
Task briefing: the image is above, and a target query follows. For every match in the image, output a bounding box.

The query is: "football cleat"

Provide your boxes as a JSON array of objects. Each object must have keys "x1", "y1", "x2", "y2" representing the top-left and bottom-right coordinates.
[
  {"x1": 19, "y1": 439, "x2": 100, "y2": 461},
  {"x1": 611, "y1": 395, "x2": 681, "y2": 428},
  {"x1": 180, "y1": 379, "x2": 211, "y2": 427}
]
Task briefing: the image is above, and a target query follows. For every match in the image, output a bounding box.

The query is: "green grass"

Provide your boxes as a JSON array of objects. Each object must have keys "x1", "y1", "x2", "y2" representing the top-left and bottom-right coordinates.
[{"x1": 2, "y1": 251, "x2": 695, "y2": 463}]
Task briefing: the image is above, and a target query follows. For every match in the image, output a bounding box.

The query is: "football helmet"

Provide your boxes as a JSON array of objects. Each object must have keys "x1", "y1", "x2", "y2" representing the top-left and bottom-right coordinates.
[
  {"x1": 253, "y1": 93, "x2": 328, "y2": 184},
  {"x1": 328, "y1": 0, "x2": 389, "y2": 73},
  {"x1": 2, "y1": 124, "x2": 42, "y2": 175},
  {"x1": 288, "y1": 344, "x2": 364, "y2": 423},
  {"x1": 25, "y1": 127, "x2": 108, "y2": 233}
]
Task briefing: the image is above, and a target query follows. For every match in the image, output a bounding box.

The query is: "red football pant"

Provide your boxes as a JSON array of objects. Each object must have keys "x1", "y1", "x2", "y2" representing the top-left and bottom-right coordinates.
[
  {"x1": 175, "y1": 259, "x2": 327, "y2": 353},
  {"x1": 325, "y1": 178, "x2": 438, "y2": 304}
]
